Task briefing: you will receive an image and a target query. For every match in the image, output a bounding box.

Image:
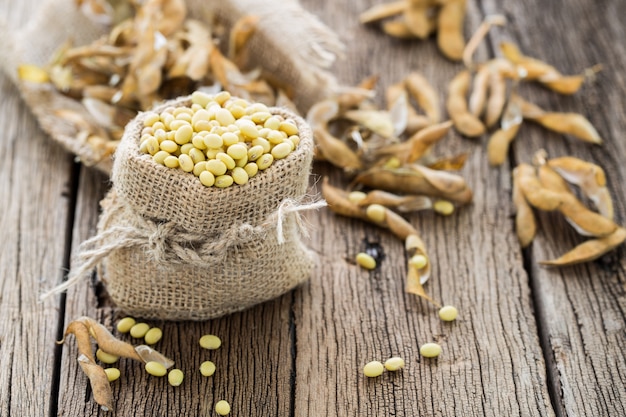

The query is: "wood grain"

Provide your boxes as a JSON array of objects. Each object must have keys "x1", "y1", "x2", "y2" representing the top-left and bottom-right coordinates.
[{"x1": 0, "y1": 65, "x2": 74, "y2": 416}]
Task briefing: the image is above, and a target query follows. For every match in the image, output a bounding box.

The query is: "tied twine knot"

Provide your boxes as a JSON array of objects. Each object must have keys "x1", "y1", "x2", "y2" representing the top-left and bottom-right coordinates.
[{"x1": 39, "y1": 198, "x2": 326, "y2": 300}]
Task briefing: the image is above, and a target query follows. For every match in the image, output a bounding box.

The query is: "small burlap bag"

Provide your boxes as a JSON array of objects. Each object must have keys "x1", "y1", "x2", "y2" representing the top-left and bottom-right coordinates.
[{"x1": 47, "y1": 96, "x2": 322, "y2": 320}]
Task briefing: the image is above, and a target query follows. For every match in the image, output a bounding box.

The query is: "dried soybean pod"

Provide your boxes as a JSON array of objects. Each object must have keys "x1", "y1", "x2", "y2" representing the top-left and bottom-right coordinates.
[
  {"x1": 344, "y1": 109, "x2": 395, "y2": 138},
  {"x1": 437, "y1": 0, "x2": 467, "y2": 61},
  {"x1": 321, "y1": 178, "x2": 366, "y2": 220},
  {"x1": 531, "y1": 112, "x2": 602, "y2": 144},
  {"x1": 512, "y1": 167, "x2": 536, "y2": 247},
  {"x1": 447, "y1": 70, "x2": 486, "y2": 137},
  {"x1": 540, "y1": 74, "x2": 586, "y2": 95},
  {"x1": 77, "y1": 354, "x2": 114, "y2": 412},
  {"x1": 406, "y1": 265, "x2": 440, "y2": 306},
  {"x1": 78, "y1": 317, "x2": 143, "y2": 362},
  {"x1": 359, "y1": 0, "x2": 407, "y2": 24},
  {"x1": 516, "y1": 163, "x2": 563, "y2": 211},
  {"x1": 407, "y1": 120, "x2": 452, "y2": 162},
  {"x1": 484, "y1": 64, "x2": 507, "y2": 128},
  {"x1": 468, "y1": 65, "x2": 490, "y2": 117},
  {"x1": 59, "y1": 321, "x2": 97, "y2": 363},
  {"x1": 538, "y1": 164, "x2": 617, "y2": 237},
  {"x1": 558, "y1": 196, "x2": 617, "y2": 238},
  {"x1": 405, "y1": 72, "x2": 441, "y2": 122},
  {"x1": 487, "y1": 124, "x2": 521, "y2": 166},
  {"x1": 462, "y1": 15, "x2": 507, "y2": 68},
  {"x1": 410, "y1": 164, "x2": 470, "y2": 195},
  {"x1": 313, "y1": 127, "x2": 363, "y2": 171},
  {"x1": 357, "y1": 190, "x2": 432, "y2": 212},
  {"x1": 540, "y1": 227, "x2": 626, "y2": 267},
  {"x1": 548, "y1": 156, "x2": 614, "y2": 220},
  {"x1": 228, "y1": 15, "x2": 259, "y2": 63},
  {"x1": 382, "y1": 18, "x2": 416, "y2": 39},
  {"x1": 404, "y1": 0, "x2": 436, "y2": 39}
]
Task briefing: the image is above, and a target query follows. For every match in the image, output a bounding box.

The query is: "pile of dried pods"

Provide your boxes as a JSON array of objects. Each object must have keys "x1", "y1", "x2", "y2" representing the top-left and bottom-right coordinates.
[
  {"x1": 513, "y1": 150, "x2": 625, "y2": 266},
  {"x1": 309, "y1": 74, "x2": 473, "y2": 306},
  {"x1": 58, "y1": 317, "x2": 174, "y2": 411},
  {"x1": 359, "y1": 0, "x2": 468, "y2": 61},
  {"x1": 449, "y1": 18, "x2": 603, "y2": 165},
  {"x1": 18, "y1": 0, "x2": 298, "y2": 162}
]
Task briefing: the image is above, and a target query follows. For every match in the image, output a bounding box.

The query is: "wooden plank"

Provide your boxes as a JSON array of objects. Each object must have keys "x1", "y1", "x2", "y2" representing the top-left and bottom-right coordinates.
[
  {"x1": 294, "y1": 1, "x2": 555, "y2": 416},
  {"x1": 56, "y1": 150, "x2": 296, "y2": 415},
  {"x1": 480, "y1": 0, "x2": 626, "y2": 415},
  {"x1": 0, "y1": 62, "x2": 74, "y2": 415}
]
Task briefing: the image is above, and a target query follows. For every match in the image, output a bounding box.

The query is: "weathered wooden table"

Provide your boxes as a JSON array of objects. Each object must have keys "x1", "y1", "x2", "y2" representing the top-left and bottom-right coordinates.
[{"x1": 1, "y1": 0, "x2": 625, "y2": 416}]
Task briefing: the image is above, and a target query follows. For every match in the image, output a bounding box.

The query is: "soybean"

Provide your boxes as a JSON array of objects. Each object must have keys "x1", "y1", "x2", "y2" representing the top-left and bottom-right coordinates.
[
  {"x1": 356, "y1": 252, "x2": 376, "y2": 270},
  {"x1": 145, "y1": 361, "x2": 167, "y2": 377},
  {"x1": 129, "y1": 322, "x2": 150, "y2": 339},
  {"x1": 200, "y1": 360, "x2": 217, "y2": 377},
  {"x1": 384, "y1": 357, "x2": 405, "y2": 371},
  {"x1": 438, "y1": 305, "x2": 459, "y2": 321},
  {"x1": 144, "y1": 327, "x2": 163, "y2": 345},
  {"x1": 215, "y1": 400, "x2": 231, "y2": 416},
  {"x1": 116, "y1": 317, "x2": 136, "y2": 333},
  {"x1": 363, "y1": 361, "x2": 385, "y2": 377},
  {"x1": 168, "y1": 369, "x2": 184, "y2": 386},
  {"x1": 104, "y1": 367, "x2": 121, "y2": 382},
  {"x1": 96, "y1": 348, "x2": 120, "y2": 364},
  {"x1": 420, "y1": 343, "x2": 442, "y2": 358},
  {"x1": 199, "y1": 334, "x2": 222, "y2": 350}
]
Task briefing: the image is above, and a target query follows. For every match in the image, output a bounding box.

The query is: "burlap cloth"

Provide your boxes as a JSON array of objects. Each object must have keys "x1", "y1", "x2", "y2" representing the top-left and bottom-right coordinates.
[
  {"x1": 0, "y1": 0, "x2": 343, "y2": 173},
  {"x1": 45, "y1": 96, "x2": 322, "y2": 320}
]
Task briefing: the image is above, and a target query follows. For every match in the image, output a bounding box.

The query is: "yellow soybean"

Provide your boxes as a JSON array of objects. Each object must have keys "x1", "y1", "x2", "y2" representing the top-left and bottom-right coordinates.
[
  {"x1": 409, "y1": 254, "x2": 428, "y2": 269},
  {"x1": 143, "y1": 112, "x2": 160, "y2": 127},
  {"x1": 174, "y1": 124, "x2": 193, "y2": 144},
  {"x1": 145, "y1": 361, "x2": 167, "y2": 377},
  {"x1": 215, "y1": 108, "x2": 236, "y2": 126},
  {"x1": 199, "y1": 334, "x2": 222, "y2": 350},
  {"x1": 366, "y1": 204, "x2": 386, "y2": 223},
  {"x1": 279, "y1": 121, "x2": 299, "y2": 136},
  {"x1": 356, "y1": 252, "x2": 376, "y2": 270},
  {"x1": 164, "y1": 155, "x2": 179, "y2": 168},
  {"x1": 192, "y1": 135, "x2": 207, "y2": 150},
  {"x1": 232, "y1": 167, "x2": 249, "y2": 185},
  {"x1": 159, "y1": 140, "x2": 178, "y2": 154},
  {"x1": 188, "y1": 148, "x2": 206, "y2": 164},
  {"x1": 215, "y1": 400, "x2": 231, "y2": 416},
  {"x1": 214, "y1": 91, "x2": 231, "y2": 105},
  {"x1": 96, "y1": 348, "x2": 119, "y2": 364},
  {"x1": 215, "y1": 175, "x2": 234, "y2": 188},
  {"x1": 179, "y1": 154, "x2": 194, "y2": 172},
  {"x1": 247, "y1": 145, "x2": 265, "y2": 161},
  {"x1": 221, "y1": 132, "x2": 240, "y2": 147},
  {"x1": 251, "y1": 111, "x2": 272, "y2": 123},
  {"x1": 193, "y1": 161, "x2": 207, "y2": 177},
  {"x1": 237, "y1": 119, "x2": 258, "y2": 139},
  {"x1": 199, "y1": 171, "x2": 216, "y2": 187},
  {"x1": 144, "y1": 136, "x2": 160, "y2": 155},
  {"x1": 227, "y1": 143, "x2": 248, "y2": 160},
  {"x1": 104, "y1": 368, "x2": 121, "y2": 382},
  {"x1": 363, "y1": 361, "x2": 385, "y2": 377},
  {"x1": 168, "y1": 369, "x2": 184, "y2": 386},
  {"x1": 217, "y1": 152, "x2": 236, "y2": 170},
  {"x1": 191, "y1": 91, "x2": 212, "y2": 107},
  {"x1": 180, "y1": 143, "x2": 194, "y2": 154},
  {"x1": 266, "y1": 130, "x2": 285, "y2": 144},
  {"x1": 144, "y1": 327, "x2": 163, "y2": 345},
  {"x1": 130, "y1": 322, "x2": 150, "y2": 338},
  {"x1": 200, "y1": 360, "x2": 216, "y2": 377},
  {"x1": 252, "y1": 137, "x2": 271, "y2": 153},
  {"x1": 419, "y1": 343, "x2": 442, "y2": 358},
  {"x1": 116, "y1": 317, "x2": 136, "y2": 333},
  {"x1": 244, "y1": 162, "x2": 259, "y2": 178},
  {"x1": 264, "y1": 116, "x2": 281, "y2": 130},
  {"x1": 348, "y1": 191, "x2": 367, "y2": 204},
  {"x1": 438, "y1": 305, "x2": 458, "y2": 322},
  {"x1": 169, "y1": 119, "x2": 189, "y2": 132},
  {"x1": 433, "y1": 200, "x2": 455, "y2": 216},
  {"x1": 257, "y1": 154, "x2": 274, "y2": 170},
  {"x1": 153, "y1": 150, "x2": 170, "y2": 165},
  {"x1": 271, "y1": 142, "x2": 292, "y2": 160},
  {"x1": 384, "y1": 357, "x2": 405, "y2": 371},
  {"x1": 203, "y1": 133, "x2": 223, "y2": 149},
  {"x1": 206, "y1": 159, "x2": 228, "y2": 176}
]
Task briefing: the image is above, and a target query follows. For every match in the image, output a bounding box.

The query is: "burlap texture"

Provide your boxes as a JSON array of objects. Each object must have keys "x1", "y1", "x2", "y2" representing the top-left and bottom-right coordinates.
[
  {"x1": 97, "y1": 97, "x2": 316, "y2": 320},
  {"x1": 0, "y1": 0, "x2": 343, "y2": 175}
]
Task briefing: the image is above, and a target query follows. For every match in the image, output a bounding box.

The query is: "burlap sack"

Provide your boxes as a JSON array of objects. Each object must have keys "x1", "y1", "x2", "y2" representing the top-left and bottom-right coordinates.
[{"x1": 50, "y1": 96, "x2": 321, "y2": 320}]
